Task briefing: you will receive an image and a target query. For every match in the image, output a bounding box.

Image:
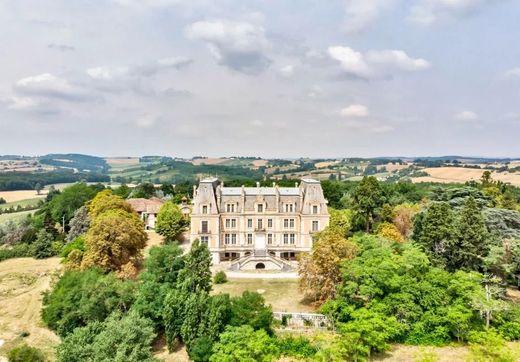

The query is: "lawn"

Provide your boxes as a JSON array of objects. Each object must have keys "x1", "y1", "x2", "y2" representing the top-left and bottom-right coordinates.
[
  {"x1": 0, "y1": 197, "x2": 43, "y2": 211},
  {"x1": 212, "y1": 278, "x2": 315, "y2": 313}
]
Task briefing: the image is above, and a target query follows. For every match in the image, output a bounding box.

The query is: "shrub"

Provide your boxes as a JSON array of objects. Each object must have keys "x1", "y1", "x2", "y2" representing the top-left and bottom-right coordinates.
[
  {"x1": 0, "y1": 243, "x2": 32, "y2": 262},
  {"x1": 229, "y1": 291, "x2": 274, "y2": 334},
  {"x1": 60, "y1": 236, "x2": 85, "y2": 259},
  {"x1": 276, "y1": 335, "x2": 317, "y2": 359},
  {"x1": 213, "y1": 271, "x2": 227, "y2": 284},
  {"x1": 188, "y1": 335, "x2": 214, "y2": 362},
  {"x1": 42, "y1": 268, "x2": 137, "y2": 336},
  {"x1": 467, "y1": 329, "x2": 518, "y2": 362},
  {"x1": 7, "y1": 344, "x2": 45, "y2": 362}
]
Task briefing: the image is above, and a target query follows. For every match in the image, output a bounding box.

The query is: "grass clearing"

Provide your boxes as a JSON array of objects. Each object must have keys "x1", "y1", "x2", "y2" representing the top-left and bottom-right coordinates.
[
  {"x1": 0, "y1": 210, "x2": 37, "y2": 225},
  {"x1": 212, "y1": 278, "x2": 315, "y2": 313}
]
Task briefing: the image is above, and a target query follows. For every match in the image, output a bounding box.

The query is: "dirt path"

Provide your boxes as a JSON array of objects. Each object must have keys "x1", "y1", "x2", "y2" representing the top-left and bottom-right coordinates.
[{"x1": 0, "y1": 257, "x2": 61, "y2": 359}]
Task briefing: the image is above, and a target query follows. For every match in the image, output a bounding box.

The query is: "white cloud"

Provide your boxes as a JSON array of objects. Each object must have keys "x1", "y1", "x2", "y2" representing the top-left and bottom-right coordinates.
[
  {"x1": 278, "y1": 65, "x2": 295, "y2": 78},
  {"x1": 343, "y1": 0, "x2": 394, "y2": 33},
  {"x1": 185, "y1": 19, "x2": 271, "y2": 74},
  {"x1": 504, "y1": 67, "x2": 520, "y2": 78},
  {"x1": 135, "y1": 114, "x2": 157, "y2": 128},
  {"x1": 14, "y1": 73, "x2": 92, "y2": 101},
  {"x1": 328, "y1": 46, "x2": 431, "y2": 79},
  {"x1": 340, "y1": 104, "x2": 369, "y2": 117},
  {"x1": 86, "y1": 57, "x2": 191, "y2": 80},
  {"x1": 454, "y1": 110, "x2": 478, "y2": 121},
  {"x1": 410, "y1": 0, "x2": 496, "y2": 25},
  {"x1": 250, "y1": 119, "x2": 264, "y2": 127},
  {"x1": 6, "y1": 96, "x2": 40, "y2": 110}
]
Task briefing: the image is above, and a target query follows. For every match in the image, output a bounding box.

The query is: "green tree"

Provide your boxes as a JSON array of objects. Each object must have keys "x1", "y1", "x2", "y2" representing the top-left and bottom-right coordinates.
[
  {"x1": 87, "y1": 189, "x2": 135, "y2": 219},
  {"x1": 229, "y1": 291, "x2": 274, "y2": 334},
  {"x1": 113, "y1": 184, "x2": 131, "y2": 199},
  {"x1": 351, "y1": 176, "x2": 384, "y2": 232},
  {"x1": 31, "y1": 229, "x2": 54, "y2": 259},
  {"x1": 42, "y1": 268, "x2": 137, "y2": 336},
  {"x1": 450, "y1": 197, "x2": 490, "y2": 271},
  {"x1": 48, "y1": 183, "x2": 99, "y2": 226},
  {"x1": 413, "y1": 202, "x2": 455, "y2": 268},
  {"x1": 155, "y1": 201, "x2": 189, "y2": 242},
  {"x1": 210, "y1": 325, "x2": 280, "y2": 362},
  {"x1": 328, "y1": 208, "x2": 352, "y2": 237},
  {"x1": 131, "y1": 183, "x2": 156, "y2": 199},
  {"x1": 56, "y1": 312, "x2": 158, "y2": 362}
]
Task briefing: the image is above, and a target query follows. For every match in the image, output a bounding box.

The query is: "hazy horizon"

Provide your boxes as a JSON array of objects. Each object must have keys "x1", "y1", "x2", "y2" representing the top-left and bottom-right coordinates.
[{"x1": 1, "y1": 1, "x2": 519, "y2": 157}]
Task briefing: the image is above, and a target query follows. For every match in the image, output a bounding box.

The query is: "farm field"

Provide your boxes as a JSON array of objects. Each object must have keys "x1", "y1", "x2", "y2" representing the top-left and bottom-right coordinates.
[
  {"x1": 412, "y1": 167, "x2": 520, "y2": 186},
  {"x1": 0, "y1": 197, "x2": 42, "y2": 211},
  {"x1": 0, "y1": 190, "x2": 46, "y2": 203},
  {"x1": 0, "y1": 210, "x2": 37, "y2": 225}
]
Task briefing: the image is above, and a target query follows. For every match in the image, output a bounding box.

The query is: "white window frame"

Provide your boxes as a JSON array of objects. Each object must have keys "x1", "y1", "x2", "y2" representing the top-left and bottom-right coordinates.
[{"x1": 312, "y1": 220, "x2": 319, "y2": 231}]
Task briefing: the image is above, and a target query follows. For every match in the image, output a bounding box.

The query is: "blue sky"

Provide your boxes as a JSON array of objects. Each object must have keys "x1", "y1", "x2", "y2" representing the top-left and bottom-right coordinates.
[{"x1": 0, "y1": 0, "x2": 519, "y2": 158}]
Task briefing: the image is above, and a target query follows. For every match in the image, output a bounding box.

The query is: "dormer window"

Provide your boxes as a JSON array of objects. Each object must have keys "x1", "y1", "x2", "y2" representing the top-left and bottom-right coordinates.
[
  {"x1": 226, "y1": 203, "x2": 235, "y2": 213},
  {"x1": 257, "y1": 204, "x2": 263, "y2": 213},
  {"x1": 202, "y1": 205, "x2": 208, "y2": 214},
  {"x1": 312, "y1": 205, "x2": 319, "y2": 214}
]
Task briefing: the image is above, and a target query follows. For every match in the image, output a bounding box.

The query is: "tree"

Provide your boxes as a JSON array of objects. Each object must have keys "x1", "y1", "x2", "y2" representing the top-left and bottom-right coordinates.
[
  {"x1": 351, "y1": 176, "x2": 384, "y2": 232},
  {"x1": 87, "y1": 189, "x2": 135, "y2": 219},
  {"x1": 66, "y1": 206, "x2": 90, "y2": 242},
  {"x1": 56, "y1": 312, "x2": 158, "y2": 362},
  {"x1": 376, "y1": 222, "x2": 404, "y2": 242},
  {"x1": 31, "y1": 229, "x2": 54, "y2": 259},
  {"x1": 155, "y1": 201, "x2": 189, "y2": 242},
  {"x1": 7, "y1": 344, "x2": 45, "y2": 362},
  {"x1": 81, "y1": 209, "x2": 147, "y2": 273},
  {"x1": 328, "y1": 208, "x2": 352, "y2": 237},
  {"x1": 299, "y1": 228, "x2": 357, "y2": 302},
  {"x1": 210, "y1": 325, "x2": 279, "y2": 362},
  {"x1": 412, "y1": 202, "x2": 455, "y2": 268},
  {"x1": 177, "y1": 240, "x2": 212, "y2": 293},
  {"x1": 131, "y1": 183, "x2": 156, "y2": 199},
  {"x1": 34, "y1": 182, "x2": 43, "y2": 196},
  {"x1": 450, "y1": 197, "x2": 489, "y2": 271},
  {"x1": 48, "y1": 183, "x2": 99, "y2": 226},
  {"x1": 229, "y1": 291, "x2": 273, "y2": 333},
  {"x1": 113, "y1": 184, "x2": 131, "y2": 199},
  {"x1": 42, "y1": 268, "x2": 137, "y2": 336},
  {"x1": 392, "y1": 203, "x2": 420, "y2": 237}
]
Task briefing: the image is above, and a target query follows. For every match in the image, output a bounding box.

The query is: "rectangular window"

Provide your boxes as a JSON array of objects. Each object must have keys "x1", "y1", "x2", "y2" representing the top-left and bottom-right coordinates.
[
  {"x1": 267, "y1": 233, "x2": 273, "y2": 244},
  {"x1": 231, "y1": 234, "x2": 237, "y2": 245},
  {"x1": 247, "y1": 233, "x2": 253, "y2": 244},
  {"x1": 225, "y1": 234, "x2": 230, "y2": 245},
  {"x1": 226, "y1": 204, "x2": 235, "y2": 213},
  {"x1": 283, "y1": 233, "x2": 289, "y2": 244},
  {"x1": 247, "y1": 219, "x2": 253, "y2": 228},
  {"x1": 312, "y1": 220, "x2": 319, "y2": 231},
  {"x1": 267, "y1": 219, "x2": 273, "y2": 228},
  {"x1": 257, "y1": 204, "x2": 263, "y2": 213},
  {"x1": 202, "y1": 205, "x2": 208, "y2": 214},
  {"x1": 201, "y1": 221, "x2": 208, "y2": 233},
  {"x1": 289, "y1": 219, "x2": 295, "y2": 228},
  {"x1": 201, "y1": 236, "x2": 209, "y2": 245},
  {"x1": 283, "y1": 219, "x2": 289, "y2": 228},
  {"x1": 257, "y1": 219, "x2": 263, "y2": 230},
  {"x1": 231, "y1": 219, "x2": 236, "y2": 228},
  {"x1": 313, "y1": 205, "x2": 318, "y2": 214},
  {"x1": 225, "y1": 219, "x2": 230, "y2": 228},
  {"x1": 290, "y1": 233, "x2": 295, "y2": 244}
]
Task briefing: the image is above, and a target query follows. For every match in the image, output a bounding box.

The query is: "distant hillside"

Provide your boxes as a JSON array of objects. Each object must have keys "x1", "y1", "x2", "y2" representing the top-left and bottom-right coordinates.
[{"x1": 39, "y1": 153, "x2": 108, "y2": 172}]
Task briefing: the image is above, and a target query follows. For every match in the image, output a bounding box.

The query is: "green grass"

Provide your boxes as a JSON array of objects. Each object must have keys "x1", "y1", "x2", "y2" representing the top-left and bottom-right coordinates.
[
  {"x1": 0, "y1": 197, "x2": 44, "y2": 211},
  {"x1": 0, "y1": 210, "x2": 36, "y2": 225},
  {"x1": 212, "y1": 278, "x2": 315, "y2": 313}
]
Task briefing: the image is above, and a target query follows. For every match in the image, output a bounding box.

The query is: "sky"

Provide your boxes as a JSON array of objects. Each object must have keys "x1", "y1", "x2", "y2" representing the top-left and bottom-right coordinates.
[{"x1": 1, "y1": 0, "x2": 519, "y2": 158}]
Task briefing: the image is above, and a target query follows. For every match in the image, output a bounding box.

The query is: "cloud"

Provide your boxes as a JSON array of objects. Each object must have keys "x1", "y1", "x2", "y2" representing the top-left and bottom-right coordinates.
[
  {"x1": 135, "y1": 114, "x2": 157, "y2": 128},
  {"x1": 6, "y1": 97, "x2": 40, "y2": 110},
  {"x1": 14, "y1": 73, "x2": 93, "y2": 102},
  {"x1": 409, "y1": 0, "x2": 496, "y2": 25},
  {"x1": 185, "y1": 20, "x2": 271, "y2": 74},
  {"x1": 328, "y1": 46, "x2": 431, "y2": 79},
  {"x1": 47, "y1": 43, "x2": 75, "y2": 52},
  {"x1": 250, "y1": 119, "x2": 264, "y2": 127},
  {"x1": 278, "y1": 65, "x2": 295, "y2": 78},
  {"x1": 86, "y1": 57, "x2": 192, "y2": 80},
  {"x1": 161, "y1": 88, "x2": 192, "y2": 98},
  {"x1": 504, "y1": 67, "x2": 520, "y2": 78},
  {"x1": 343, "y1": 0, "x2": 394, "y2": 33},
  {"x1": 340, "y1": 104, "x2": 369, "y2": 117},
  {"x1": 454, "y1": 110, "x2": 478, "y2": 121}
]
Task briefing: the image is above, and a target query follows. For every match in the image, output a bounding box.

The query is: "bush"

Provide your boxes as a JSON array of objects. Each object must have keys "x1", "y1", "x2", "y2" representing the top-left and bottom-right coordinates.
[
  {"x1": 467, "y1": 329, "x2": 518, "y2": 362},
  {"x1": 0, "y1": 243, "x2": 32, "y2": 262},
  {"x1": 230, "y1": 291, "x2": 274, "y2": 334},
  {"x1": 276, "y1": 335, "x2": 317, "y2": 359},
  {"x1": 61, "y1": 236, "x2": 85, "y2": 259},
  {"x1": 0, "y1": 197, "x2": 6, "y2": 204},
  {"x1": 188, "y1": 335, "x2": 214, "y2": 362},
  {"x1": 213, "y1": 271, "x2": 227, "y2": 284},
  {"x1": 7, "y1": 344, "x2": 45, "y2": 362},
  {"x1": 42, "y1": 269, "x2": 137, "y2": 336}
]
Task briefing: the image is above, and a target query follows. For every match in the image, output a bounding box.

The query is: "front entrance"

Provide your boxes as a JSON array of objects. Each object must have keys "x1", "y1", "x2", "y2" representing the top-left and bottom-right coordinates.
[{"x1": 255, "y1": 233, "x2": 266, "y2": 250}]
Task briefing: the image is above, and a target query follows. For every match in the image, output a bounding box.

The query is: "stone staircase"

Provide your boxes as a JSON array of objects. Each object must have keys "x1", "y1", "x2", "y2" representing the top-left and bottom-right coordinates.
[{"x1": 228, "y1": 249, "x2": 294, "y2": 271}]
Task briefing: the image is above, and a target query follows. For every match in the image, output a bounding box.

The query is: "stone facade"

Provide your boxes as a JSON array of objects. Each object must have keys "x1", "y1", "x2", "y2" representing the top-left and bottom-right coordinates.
[{"x1": 190, "y1": 178, "x2": 329, "y2": 269}]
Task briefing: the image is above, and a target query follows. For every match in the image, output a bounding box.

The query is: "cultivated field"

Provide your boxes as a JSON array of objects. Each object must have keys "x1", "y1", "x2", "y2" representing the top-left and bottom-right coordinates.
[
  {"x1": 0, "y1": 190, "x2": 46, "y2": 203},
  {"x1": 104, "y1": 157, "x2": 140, "y2": 166},
  {"x1": 412, "y1": 167, "x2": 520, "y2": 186},
  {"x1": 191, "y1": 158, "x2": 227, "y2": 166}
]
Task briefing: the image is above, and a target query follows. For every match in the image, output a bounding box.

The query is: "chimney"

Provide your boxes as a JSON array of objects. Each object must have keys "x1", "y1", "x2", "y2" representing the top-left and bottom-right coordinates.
[{"x1": 192, "y1": 185, "x2": 197, "y2": 198}]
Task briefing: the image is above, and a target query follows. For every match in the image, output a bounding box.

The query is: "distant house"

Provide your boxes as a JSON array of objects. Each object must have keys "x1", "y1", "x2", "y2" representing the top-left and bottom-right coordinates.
[{"x1": 127, "y1": 198, "x2": 164, "y2": 230}]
